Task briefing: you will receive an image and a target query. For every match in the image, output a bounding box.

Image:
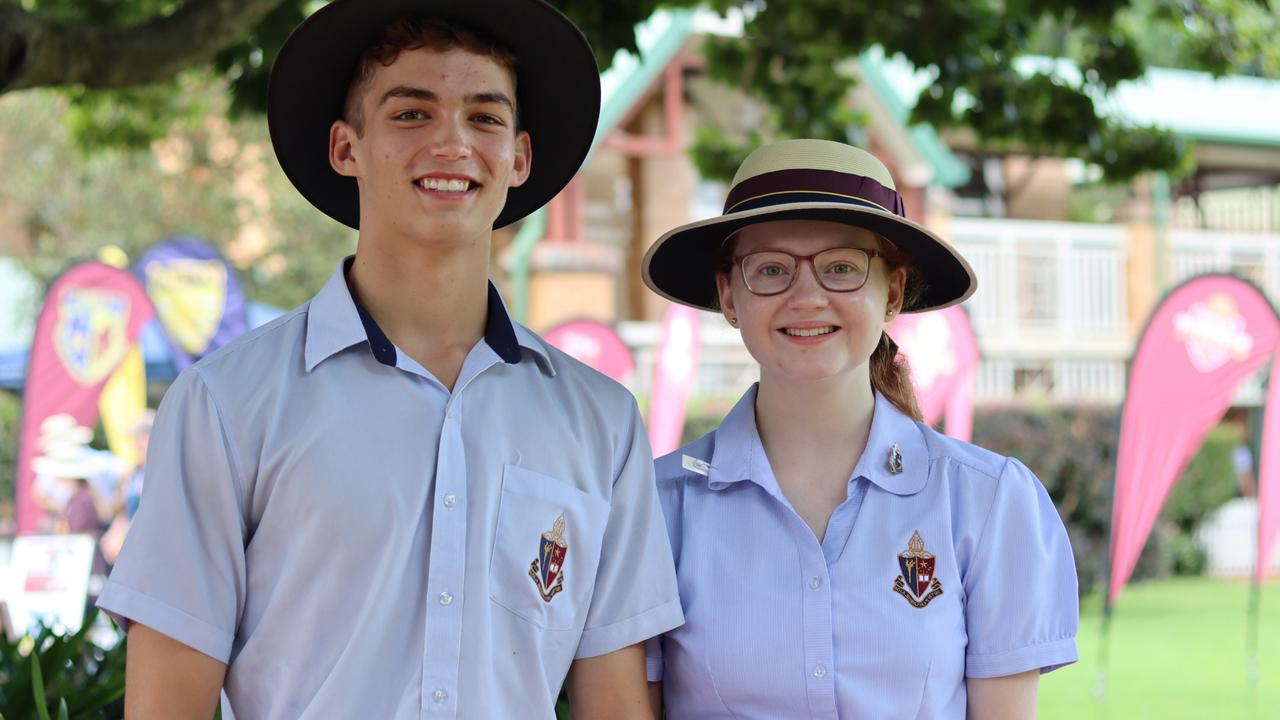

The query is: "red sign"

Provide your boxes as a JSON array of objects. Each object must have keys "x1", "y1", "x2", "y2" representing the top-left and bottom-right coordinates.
[{"x1": 15, "y1": 262, "x2": 154, "y2": 534}]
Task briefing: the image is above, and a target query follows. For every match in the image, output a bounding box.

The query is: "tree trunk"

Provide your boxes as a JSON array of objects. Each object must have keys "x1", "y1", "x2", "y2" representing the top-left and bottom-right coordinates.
[{"x1": 0, "y1": 0, "x2": 286, "y2": 94}]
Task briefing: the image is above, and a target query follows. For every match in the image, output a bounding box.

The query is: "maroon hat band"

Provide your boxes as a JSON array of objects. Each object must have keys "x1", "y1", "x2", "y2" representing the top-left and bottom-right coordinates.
[{"x1": 723, "y1": 169, "x2": 905, "y2": 218}]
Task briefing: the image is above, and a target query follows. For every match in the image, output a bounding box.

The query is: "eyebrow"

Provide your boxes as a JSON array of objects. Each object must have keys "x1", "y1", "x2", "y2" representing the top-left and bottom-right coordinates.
[{"x1": 378, "y1": 85, "x2": 515, "y2": 111}]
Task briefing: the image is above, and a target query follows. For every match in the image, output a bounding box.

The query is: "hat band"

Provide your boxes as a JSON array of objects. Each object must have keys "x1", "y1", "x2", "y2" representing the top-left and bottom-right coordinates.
[{"x1": 723, "y1": 168, "x2": 905, "y2": 217}]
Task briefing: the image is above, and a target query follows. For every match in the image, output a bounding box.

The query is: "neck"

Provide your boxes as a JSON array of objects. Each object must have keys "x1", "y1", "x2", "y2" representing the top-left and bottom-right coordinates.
[
  {"x1": 754, "y1": 369, "x2": 877, "y2": 464},
  {"x1": 347, "y1": 231, "x2": 491, "y2": 381}
]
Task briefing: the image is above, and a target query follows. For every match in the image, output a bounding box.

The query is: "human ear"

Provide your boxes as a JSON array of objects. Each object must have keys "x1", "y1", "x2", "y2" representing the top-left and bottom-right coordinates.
[
  {"x1": 716, "y1": 271, "x2": 739, "y2": 327},
  {"x1": 329, "y1": 120, "x2": 361, "y2": 178},
  {"x1": 884, "y1": 266, "x2": 907, "y2": 320},
  {"x1": 509, "y1": 130, "x2": 532, "y2": 188}
]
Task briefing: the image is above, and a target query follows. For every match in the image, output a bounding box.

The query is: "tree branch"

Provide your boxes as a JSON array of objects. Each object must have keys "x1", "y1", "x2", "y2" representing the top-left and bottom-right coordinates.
[{"x1": 0, "y1": 0, "x2": 286, "y2": 94}]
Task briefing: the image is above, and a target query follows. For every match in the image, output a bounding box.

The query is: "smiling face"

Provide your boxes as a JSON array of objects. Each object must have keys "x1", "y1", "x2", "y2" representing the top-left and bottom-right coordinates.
[
  {"x1": 329, "y1": 46, "x2": 531, "y2": 248},
  {"x1": 717, "y1": 219, "x2": 907, "y2": 387}
]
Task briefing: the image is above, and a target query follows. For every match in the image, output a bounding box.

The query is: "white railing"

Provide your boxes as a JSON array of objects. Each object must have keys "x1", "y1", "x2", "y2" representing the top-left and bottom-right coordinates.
[
  {"x1": 1173, "y1": 186, "x2": 1280, "y2": 235},
  {"x1": 949, "y1": 218, "x2": 1129, "y2": 346},
  {"x1": 1171, "y1": 228, "x2": 1280, "y2": 302}
]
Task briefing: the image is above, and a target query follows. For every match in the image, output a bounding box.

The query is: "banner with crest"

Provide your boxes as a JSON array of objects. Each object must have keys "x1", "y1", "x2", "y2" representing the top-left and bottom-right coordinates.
[
  {"x1": 1108, "y1": 274, "x2": 1280, "y2": 603},
  {"x1": 135, "y1": 236, "x2": 247, "y2": 371},
  {"x1": 15, "y1": 262, "x2": 155, "y2": 534}
]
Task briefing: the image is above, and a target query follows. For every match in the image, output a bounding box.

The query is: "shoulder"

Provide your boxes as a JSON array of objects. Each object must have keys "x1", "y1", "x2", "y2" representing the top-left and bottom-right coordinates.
[
  {"x1": 654, "y1": 430, "x2": 718, "y2": 488},
  {"x1": 918, "y1": 424, "x2": 1010, "y2": 481},
  {"x1": 517, "y1": 326, "x2": 641, "y2": 415},
  {"x1": 187, "y1": 303, "x2": 309, "y2": 387},
  {"x1": 916, "y1": 425, "x2": 1051, "y2": 520}
]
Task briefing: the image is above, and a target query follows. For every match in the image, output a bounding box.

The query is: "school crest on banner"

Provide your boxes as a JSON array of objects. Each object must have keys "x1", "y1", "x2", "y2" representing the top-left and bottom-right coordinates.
[
  {"x1": 145, "y1": 258, "x2": 228, "y2": 354},
  {"x1": 52, "y1": 289, "x2": 131, "y2": 385}
]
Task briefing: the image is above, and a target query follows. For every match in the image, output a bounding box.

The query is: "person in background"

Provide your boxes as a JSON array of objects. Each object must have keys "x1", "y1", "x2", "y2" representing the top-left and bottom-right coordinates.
[{"x1": 641, "y1": 139, "x2": 1078, "y2": 719}]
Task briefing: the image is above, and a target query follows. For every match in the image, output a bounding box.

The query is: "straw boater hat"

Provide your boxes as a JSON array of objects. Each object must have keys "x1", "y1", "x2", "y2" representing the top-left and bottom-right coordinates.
[
  {"x1": 30, "y1": 413, "x2": 96, "y2": 479},
  {"x1": 267, "y1": 0, "x2": 601, "y2": 230},
  {"x1": 642, "y1": 139, "x2": 977, "y2": 313}
]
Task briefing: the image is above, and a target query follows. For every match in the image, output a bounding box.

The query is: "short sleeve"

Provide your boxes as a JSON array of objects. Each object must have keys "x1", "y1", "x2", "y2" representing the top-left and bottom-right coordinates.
[
  {"x1": 96, "y1": 369, "x2": 249, "y2": 663},
  {"x1": 963, "y1": 458, "x2": 1079, "y2": 678},
  {"x1": 645, "y1": 635, "x2": 665, "y2": 682},
  {"x1": 574, "y1": 401, "x2": 684, "y2": 659}
]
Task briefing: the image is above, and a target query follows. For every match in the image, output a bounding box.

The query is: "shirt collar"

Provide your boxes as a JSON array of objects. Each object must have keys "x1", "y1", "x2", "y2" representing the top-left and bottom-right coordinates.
[
  {"x1": 706, "y1": 384, "x2": 928, "y2": 496},
  {"x1": 850, "y1": 390, "x2": 930, "y2": 496},
  {"x1": 304, "y1": 257, "x2": 553, "y2": 374}
]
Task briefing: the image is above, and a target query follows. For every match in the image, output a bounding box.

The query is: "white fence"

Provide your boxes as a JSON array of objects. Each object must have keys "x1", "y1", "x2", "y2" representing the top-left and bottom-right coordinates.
[{"x1": 950, "y1": 218, "x2": 1130, "y2": 404}]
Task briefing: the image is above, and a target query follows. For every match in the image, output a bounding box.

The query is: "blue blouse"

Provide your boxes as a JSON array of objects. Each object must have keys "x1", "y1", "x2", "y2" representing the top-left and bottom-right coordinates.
[{"x1": 647, "y1": 386, "x2": 1078, "y2": 719}]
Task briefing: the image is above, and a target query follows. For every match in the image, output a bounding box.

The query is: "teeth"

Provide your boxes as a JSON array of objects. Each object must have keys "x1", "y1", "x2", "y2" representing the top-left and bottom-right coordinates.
[
  {"x1": 784, "y1": 326, "x2": 835, "y2": 337},
  {"x1": 419, "y1": 178, "x2": 471, "y2": 192}
]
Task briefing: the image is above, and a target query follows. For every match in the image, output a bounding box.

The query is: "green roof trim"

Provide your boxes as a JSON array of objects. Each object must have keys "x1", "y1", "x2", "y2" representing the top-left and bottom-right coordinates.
[
  {"x1": 864, "y1": 50, "x2": 1280, "y2": 154},
  {"x1": 592, "y1": 9, "x2": 697, "y2": 152},
  {"x1": 856, "y1": 50, "x2": 971, "y2": 188}
]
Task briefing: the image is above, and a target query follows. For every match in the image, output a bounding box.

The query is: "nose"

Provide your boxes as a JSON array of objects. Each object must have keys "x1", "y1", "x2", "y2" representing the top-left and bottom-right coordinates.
[
  {"x1": 786, "y1": 258, "x2": 829, "y2": 309},
  {"x1": 427, "y1": 116, "x2": 472, "y2": 160}
]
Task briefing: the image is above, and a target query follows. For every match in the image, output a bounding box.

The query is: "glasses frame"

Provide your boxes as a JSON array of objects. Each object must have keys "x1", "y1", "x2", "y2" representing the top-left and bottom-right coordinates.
[{"x1": 734, "y1": 247, "x2": 884, "y2": 296}]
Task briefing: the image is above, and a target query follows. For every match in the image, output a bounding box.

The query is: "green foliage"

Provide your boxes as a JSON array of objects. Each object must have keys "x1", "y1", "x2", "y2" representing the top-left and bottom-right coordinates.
[
  {"x1": 689, "y1": 0, "x2": 1228, "y2": 183},
  {"x1": 15, "y1": 0, "x2": 1279, "y2": 184},
  {"x1": 0, "y1": 612, "x2": 126, "y2": 720},
  {"x1": 0, "y1": 391, "x2": 19, "y2": 517},
  {"x1": 971, "y1": 405, "x2": 1243, "y2": 592},
  {"x1": 0, "y1": 82, "x2": 355, "y2": 311}
]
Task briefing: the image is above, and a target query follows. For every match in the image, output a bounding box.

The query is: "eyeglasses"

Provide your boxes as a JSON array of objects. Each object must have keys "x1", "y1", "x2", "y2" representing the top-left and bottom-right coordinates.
[{"x1": 735, "y1": 247, "x2": 883, "y2": 296}]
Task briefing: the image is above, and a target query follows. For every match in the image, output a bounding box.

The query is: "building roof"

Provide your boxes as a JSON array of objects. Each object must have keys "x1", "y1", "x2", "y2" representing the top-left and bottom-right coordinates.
[{"x1": 863, "y1": 49, "x2": 1280, "y2": 150}]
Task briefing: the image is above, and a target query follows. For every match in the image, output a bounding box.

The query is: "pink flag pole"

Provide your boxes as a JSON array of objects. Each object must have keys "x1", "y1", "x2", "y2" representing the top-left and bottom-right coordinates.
[
  {"x1": 1248, "y1": 358, "x2": 1280, "y2": 684},
  {"x1": 648, "y1": 304, "x2": 702, "y2": 457}
]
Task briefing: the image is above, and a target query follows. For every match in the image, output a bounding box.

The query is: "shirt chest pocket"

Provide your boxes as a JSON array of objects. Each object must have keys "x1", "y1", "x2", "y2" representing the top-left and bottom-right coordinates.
[{"x1": 489, "y1": 464, "x2": 610, "y2": 631}]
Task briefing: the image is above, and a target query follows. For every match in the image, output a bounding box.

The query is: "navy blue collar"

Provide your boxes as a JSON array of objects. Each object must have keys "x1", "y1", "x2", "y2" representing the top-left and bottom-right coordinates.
[{"x1": 342, "y1": 258, "x2": 522, "y2": 367}]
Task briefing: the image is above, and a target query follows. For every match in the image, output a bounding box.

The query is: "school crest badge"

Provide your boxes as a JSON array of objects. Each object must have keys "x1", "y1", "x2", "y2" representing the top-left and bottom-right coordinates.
[
  {"x1": 529, "y1": 512, "x2": 568, "y2": 603},
  {"x1": 145, "y1": 258, "x2": 228, "y2": 354},
  {"x1": 53, "y1": 288, "x2": 131, "y2": 385},
  {"x1": 893, "y1": 530, "x2": 944, "y2": 608}
]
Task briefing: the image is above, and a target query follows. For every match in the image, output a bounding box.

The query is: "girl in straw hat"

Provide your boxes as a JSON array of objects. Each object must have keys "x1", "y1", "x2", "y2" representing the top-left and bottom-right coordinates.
[{"x1": 642, "y1": 139, "x2": 1078, "y2": 718}]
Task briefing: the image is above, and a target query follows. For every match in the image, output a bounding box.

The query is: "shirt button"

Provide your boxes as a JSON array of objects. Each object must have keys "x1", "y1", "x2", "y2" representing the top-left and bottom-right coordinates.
[
  {"x1": 439, "y1": 591, "x2": 454, "y2": 606},
  {"x1": 432, "y1": 689, "x2": 448, "y2": 703},
  {"x1": 812, "y1": 664, "x2": 828, "y2": 679},
  {"x1": 443, "y1": 493, "x2": 457, "y2": 508},
  {"x1": 810, "y1": 577, "x2": 823, "y2": 590}
]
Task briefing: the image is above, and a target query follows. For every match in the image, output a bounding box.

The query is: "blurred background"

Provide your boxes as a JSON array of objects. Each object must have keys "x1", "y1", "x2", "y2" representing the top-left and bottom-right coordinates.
[{"x1": 1, "y1": 0, "x2": 1279, "y2": 717}]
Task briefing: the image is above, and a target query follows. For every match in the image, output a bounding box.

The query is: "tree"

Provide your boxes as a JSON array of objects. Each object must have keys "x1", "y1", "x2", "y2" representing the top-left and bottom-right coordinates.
[{"x1": 1, "y1": 0, "x2": 1276, "y2": 179}]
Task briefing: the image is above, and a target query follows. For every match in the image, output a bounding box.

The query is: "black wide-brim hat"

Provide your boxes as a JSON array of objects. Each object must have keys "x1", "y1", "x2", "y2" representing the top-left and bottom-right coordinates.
[
  {"x1": 642, "y1": 139, "x2": 977, "y2": 313},
  {"x1": 267, "y1": 0, "x2": 600, "y2": 230}
]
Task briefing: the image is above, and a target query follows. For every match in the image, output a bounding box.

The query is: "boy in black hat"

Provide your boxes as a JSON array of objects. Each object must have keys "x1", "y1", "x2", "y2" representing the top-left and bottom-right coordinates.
[{"x1": 98, "y1": 3, "x2": 682, "y2": 718}]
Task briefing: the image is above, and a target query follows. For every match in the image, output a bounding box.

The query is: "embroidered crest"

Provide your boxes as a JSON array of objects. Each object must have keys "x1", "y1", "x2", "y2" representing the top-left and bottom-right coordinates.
[
  {"x1": 528, "y1": 512, "x2": 568, "y2": 602},
  {"x1": 893, "y1": 530, "x2": 943, "y2": 608}
]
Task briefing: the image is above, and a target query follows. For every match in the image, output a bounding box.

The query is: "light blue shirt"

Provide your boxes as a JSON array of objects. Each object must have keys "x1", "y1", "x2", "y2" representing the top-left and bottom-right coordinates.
[
  {"x1": 648, "y1": 385, "x2": 1077, "y2": 719},
  {"x1": 99, "y1": 260, "x2": 683, "y2": 719}
]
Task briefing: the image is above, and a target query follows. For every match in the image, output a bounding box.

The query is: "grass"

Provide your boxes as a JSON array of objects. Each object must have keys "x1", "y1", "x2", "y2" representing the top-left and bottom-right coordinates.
[{"x1": 1039, "y1": 577, "x2": 1280, "y2": 720}]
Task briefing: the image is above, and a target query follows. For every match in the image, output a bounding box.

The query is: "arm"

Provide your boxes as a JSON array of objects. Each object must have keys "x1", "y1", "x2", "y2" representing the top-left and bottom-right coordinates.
[
  {"x1": 566, "y1": 643, "x2": 653, "y2": 720},
  {"x1": 125, "y1": 623, "x2": 226, "y2": 720},
  {"x1": 647, "y1": 681, "x2": 664, "y2": 718},
  {"x1": 966, "y1": 670, "x2": 1039, "y2": 720}
]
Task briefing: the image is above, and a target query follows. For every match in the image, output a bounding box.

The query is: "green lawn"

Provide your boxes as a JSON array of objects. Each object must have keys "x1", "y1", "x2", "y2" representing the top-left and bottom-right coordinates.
[{"x1": 1040, "y1": 577, "x2": 1280, "y2": 719}]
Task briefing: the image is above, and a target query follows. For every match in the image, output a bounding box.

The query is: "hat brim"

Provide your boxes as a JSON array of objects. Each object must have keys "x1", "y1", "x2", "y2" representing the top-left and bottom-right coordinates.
[
  {"x1": 642, "y1": 202, "x2": 977, "y2": 313},
  {"x1": 267, "y1": 0, "x2": 600, "y2": 230}
]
